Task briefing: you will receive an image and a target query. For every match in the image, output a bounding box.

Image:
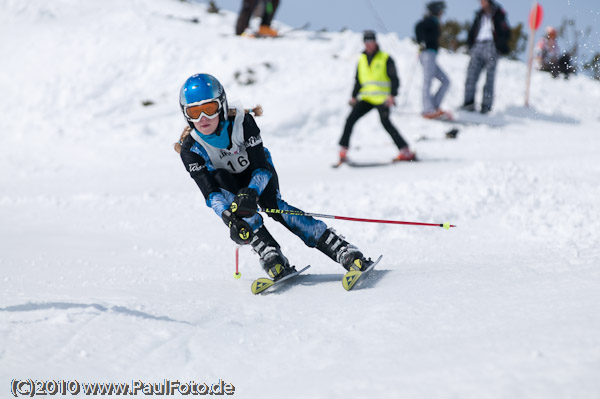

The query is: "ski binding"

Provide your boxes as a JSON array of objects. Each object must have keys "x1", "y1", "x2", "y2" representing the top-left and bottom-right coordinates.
[
  {"x1": 251, "y1": 265, "x2": 311, "y2": 294},
  {"x1": 342, "y1": 255, "x2": 383, "y2": 291}
]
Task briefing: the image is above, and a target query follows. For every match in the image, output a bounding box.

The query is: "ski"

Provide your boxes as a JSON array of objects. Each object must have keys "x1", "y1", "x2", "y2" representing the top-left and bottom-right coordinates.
[
  {"x1": 251, "y1": 265, "x2": 311, "y2": 294},
  {"x1": 342, "y1": 255, "x2": 383, "y2": 291},
  {"x1": 275, "y1": 22, "x2": 311, "y2": 36},
  {"x1": 419, "y1": 110, "x2": 488, "y2": 127},
  {"x1": 163, "y1": 14, "x2": 200, "y2": 24},
  {"x1": 428, "y1": 110, "x2": 507, "y2": 128},
  {"x1": 252, "y1": 22, "x2": 311, "y2": 38},
  {"x1": 331, "y1": 159, "x2": 345, "y2": 168},
  {"x1": 333, "y1": 158, "x2": 417, "y2": 168},
  {"x1": 429, "y1": 118, "x2": 481, "y2": 127},
  {"x1": 348, "y1": 160, "x2": 399, "y2": 167}
]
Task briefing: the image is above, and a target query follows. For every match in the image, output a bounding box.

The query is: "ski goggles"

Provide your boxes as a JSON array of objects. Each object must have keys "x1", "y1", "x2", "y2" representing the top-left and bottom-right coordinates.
[{"x1": 183, "y1": 99, "x2": 222, "y2": 122}]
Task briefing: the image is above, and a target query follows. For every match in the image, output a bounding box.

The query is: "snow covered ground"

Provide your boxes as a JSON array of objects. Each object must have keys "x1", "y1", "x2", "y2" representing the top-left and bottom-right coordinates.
[{"x1": 1, "y1": 0, "x2": 600, "y2": 398}]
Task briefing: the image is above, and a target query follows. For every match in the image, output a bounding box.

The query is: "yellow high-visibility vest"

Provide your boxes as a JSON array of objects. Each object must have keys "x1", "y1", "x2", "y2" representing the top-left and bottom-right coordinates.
[{"x1": 357, "y1": 52, "x2": 391, "y2": 105}]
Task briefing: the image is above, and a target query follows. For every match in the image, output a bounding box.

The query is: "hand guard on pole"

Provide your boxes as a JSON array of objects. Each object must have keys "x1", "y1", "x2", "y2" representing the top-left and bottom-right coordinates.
[
  {"x1": 231, "y1": 188, "x2": 259, "y2": 218},
  {"x1": 222, "y1": 209, "x2": 253, "y2": 245}
]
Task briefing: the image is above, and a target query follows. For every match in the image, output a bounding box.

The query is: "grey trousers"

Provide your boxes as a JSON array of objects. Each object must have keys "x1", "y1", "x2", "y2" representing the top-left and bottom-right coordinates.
[
  {"x1": 464, "y1": 41, "x2": 498, "y2": 110},
  {"x1": 419, "y1": 50, "x2": 450, "y2": 114}
]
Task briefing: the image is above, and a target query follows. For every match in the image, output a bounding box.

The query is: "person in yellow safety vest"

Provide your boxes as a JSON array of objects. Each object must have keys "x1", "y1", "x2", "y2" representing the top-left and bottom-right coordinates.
[{"x1": 338, "y1": 30, "x2": 416, "y2": 164}]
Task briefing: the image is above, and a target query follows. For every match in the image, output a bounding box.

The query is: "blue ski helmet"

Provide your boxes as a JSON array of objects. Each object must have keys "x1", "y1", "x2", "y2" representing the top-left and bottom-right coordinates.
[{"x1": 179, "y1": 73, "x2": 228, "y2": 127}]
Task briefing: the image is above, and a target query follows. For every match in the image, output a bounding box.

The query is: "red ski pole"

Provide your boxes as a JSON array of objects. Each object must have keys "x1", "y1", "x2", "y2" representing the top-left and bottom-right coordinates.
[{"x1": 262, "y1": 208, "x2": 456, "y2": 229}]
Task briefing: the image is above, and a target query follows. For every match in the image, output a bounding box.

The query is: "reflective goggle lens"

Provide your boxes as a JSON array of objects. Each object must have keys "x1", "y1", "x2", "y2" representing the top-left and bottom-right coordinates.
[{"x1": 185, "y1": 101, "x2": 220, "y2": 120}]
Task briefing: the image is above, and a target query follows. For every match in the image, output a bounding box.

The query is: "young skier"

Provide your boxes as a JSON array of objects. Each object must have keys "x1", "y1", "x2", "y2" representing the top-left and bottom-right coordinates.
[{"x1": 175, "y1": 73, "x2": 373, "y2": 281}]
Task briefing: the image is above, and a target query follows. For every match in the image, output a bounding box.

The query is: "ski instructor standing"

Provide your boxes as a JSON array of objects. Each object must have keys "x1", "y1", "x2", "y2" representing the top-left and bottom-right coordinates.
[
  {"x1": 175, "y1": 73, "x2": 374, "y2": 282},
  {"x1": 337, "y1": 30, "x2": 416, "y2": 165}
]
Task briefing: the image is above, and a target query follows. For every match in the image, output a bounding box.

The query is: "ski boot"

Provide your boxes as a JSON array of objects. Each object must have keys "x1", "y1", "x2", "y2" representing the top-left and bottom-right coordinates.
[
  {"x1": 257, "y1": 25, "x2": 278, "y2": 37},
  {"x1": 393, "y1": 147, "x2": 416, "y2": 162},
  {"x1": 480, "y1": 105, "x2": 492, "y2": 114},
  {"x1": 332, "y1": 146, "x2": 348, "y2": 168},
  {"x1": 422, "y1": 109, "x2": 445, "y2": 120},
  {"x1": 339, "y1": 146, "x2": 348, "y2": 162},
  {"x1": 316, "y1": 228, "x2": 371, "y2": 272},
  {"x1": 460, "y1": 101, "x2": 476, "y2": 112},
  {"x1": 250, "y1": 226, "x2": 295, "y2": 281}
]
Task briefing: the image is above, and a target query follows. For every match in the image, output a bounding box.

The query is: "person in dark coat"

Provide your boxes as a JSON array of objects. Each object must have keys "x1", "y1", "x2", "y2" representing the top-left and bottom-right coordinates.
[{"x1": 461, "y1": 0, "x2": 511, "y2": 114}]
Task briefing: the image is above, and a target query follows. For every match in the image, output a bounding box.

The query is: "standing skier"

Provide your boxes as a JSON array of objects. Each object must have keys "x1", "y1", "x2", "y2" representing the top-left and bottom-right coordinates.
[
  {"x1": 175, "y1": 73, "x2": 373, "y2": 281},
  {"x1": 415, "y1": 1, "x2": 451, "y2": 120},
  {"x1": 461, "y1": 0, "x2": 511, "y2": 114},
  {"x1": 235, "y1": 0, "x2": 280, "y2": 37},
  {"x1": 337, "y1": 30, "x2": 416, "y2": 164}
]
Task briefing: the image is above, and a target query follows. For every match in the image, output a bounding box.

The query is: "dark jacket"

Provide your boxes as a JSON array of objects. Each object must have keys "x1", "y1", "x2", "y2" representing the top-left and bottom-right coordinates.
[
  {"x1": 351, "y1": 47, "x2": 400, "y2": 99},
  {"x1": 467, "y1": 2, "x2": 511, "y2": 55},
  {"x1": 415, "y1": 15, "x2": 440, "y2": 51},
  {"x1": 180, "y1": 113, "x2": 271, "y2": 200}
]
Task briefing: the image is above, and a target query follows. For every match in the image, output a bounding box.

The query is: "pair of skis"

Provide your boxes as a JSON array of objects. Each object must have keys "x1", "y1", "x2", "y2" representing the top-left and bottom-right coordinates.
[{"x1": 250, "y1": 255, "x2": 383, "y2": 294}]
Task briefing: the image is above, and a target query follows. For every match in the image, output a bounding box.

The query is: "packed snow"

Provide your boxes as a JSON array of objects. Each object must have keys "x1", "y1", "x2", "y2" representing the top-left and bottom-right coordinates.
[{"x1": 1, "y1": 0, "x2": 600, "y2": 398}]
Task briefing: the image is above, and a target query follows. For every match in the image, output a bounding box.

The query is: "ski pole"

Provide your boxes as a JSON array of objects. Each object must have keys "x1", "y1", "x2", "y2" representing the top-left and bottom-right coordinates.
[
  {"x1": 262, "y1": 208, "x2": 456, "y2": 229},
  {"x1": 398, "y1": 49, "x2": 421, "y2": 110},
  {"x1": 234, "y1": 246, "x2": 242, "y2": 279}
]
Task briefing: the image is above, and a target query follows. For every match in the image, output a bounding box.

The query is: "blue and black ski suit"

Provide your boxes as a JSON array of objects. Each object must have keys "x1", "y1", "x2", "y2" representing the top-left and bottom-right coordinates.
[{"x1": 179, "y1": 103, "x2": 327, "y2": 247}]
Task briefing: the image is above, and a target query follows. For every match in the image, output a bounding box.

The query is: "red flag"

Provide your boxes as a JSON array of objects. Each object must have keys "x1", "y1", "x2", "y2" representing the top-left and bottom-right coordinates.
[{"x1": 529, "y1": 3, "x2": 544, "y2": 31}]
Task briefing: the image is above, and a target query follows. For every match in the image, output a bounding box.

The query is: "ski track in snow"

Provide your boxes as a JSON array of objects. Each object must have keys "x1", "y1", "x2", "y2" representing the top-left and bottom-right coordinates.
[{"x1": 1, "y1": 0, "x2": 600, "y2": 398}]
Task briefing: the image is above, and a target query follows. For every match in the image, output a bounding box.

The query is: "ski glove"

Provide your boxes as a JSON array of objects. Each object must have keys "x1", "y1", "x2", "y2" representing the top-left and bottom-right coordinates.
[
  {"x1": 231, "y1": 188, "x2": 259, "y2": 218},
  {"x1": 222, "y1": 209, "x2": 253, "y2": 245}
]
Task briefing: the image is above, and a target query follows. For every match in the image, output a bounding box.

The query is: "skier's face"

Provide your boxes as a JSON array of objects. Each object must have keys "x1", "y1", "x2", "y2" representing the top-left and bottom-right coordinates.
[
  {"x1": 193, "y1": 115, "x2": 219, "y2": 135},
  {"x1": 364, "y1": 40, "x2": 377, "y2": 55},
  {"x1": 481, "y1": 0, "x2": 490, "y2": 12}
]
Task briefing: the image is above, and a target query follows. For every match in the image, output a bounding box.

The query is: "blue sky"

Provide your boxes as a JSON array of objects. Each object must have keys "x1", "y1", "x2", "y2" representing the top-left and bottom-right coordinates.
[{"x1": 205, "y1": 0, "x2": 599, "y2": 62}]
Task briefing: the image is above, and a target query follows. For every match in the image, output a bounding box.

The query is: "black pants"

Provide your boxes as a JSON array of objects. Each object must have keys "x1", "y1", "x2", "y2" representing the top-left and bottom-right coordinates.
[
  {"x1": 235, "y1": 0, "x2": 280, "y2": 35},
  {"x1": 541, "y1": 54, "x2": 574, "y2": 79},
  {"x1": 339, "y1": 101, "x2": 408, "y2": 150}
]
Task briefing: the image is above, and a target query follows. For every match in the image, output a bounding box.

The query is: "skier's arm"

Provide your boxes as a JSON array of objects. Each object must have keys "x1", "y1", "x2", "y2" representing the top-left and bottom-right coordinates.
[
  {"x1": 180, "y1": 137, "x2": 230, "y2": 217},
  {"x1": 242, "y1": 114, "x2": 273, "y2": 197},
  {"x1": 221, "y1": 114, "x2": 273, "y2": 220},
  {"x1": 493, "y1": 9, "x2": 511, "y2": 54},
  {"x1": 422, "y1": 18, "x2": 439, "y2": 51},
  {"x1": 467, "y1": 13, "x2": 480, "y2": 49},
  {"x1": 387, "y1": 56, "x2": 400, "y2": 97},
  {"x1": 351, "y1": 67, "x2": 361, "y2": 100}
]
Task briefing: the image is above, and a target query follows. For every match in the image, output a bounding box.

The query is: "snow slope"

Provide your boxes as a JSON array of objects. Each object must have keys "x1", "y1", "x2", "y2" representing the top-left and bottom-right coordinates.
[{"x1": 1, "y1": 0, "x2": 600, "y2": 398}]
